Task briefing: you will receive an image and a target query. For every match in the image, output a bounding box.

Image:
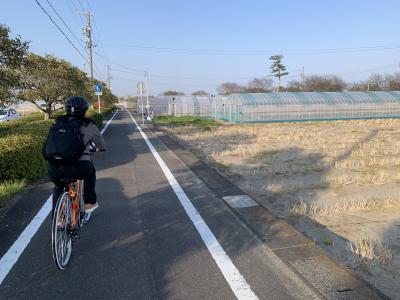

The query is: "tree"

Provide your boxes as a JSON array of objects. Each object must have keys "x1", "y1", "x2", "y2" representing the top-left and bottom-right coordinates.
[
  {"x1": 162, "y1": 90, "x2": 185, "y2": 96},
  {"x1": 0, "y1": 24, "x2": 29, "y2": 106},
  {"x1": 350, "y1": 73, "x2": 390, "y2": 91},
  {"x1": 285, "y1": 80, "x2": 303, "y2": 92},
  {"x1": 217, "y1": 82, "x2": 244, "y2": 94},
  {"x1": 386, "y1": 73, "x2": 400, "y2": 90},
  {"x1": 303, "y1": 74, "x2": 346, "y2": 92},
  {"x1": 191, "y1": 90, "x2": 209, "y2": 96},
  {"x1": 246, "y1": 77, "x2": 273, "y2": 92},
  {"x1": 269, "y1": 55, "x2": 289, "y2": 92},
  {"x1": 84, "y1": 78, "x2": 117, "y2": 109},
  {"x1": 18, "y1": 54, "x2": 88, "y2": 119},
  {"x1": 350, "y1": 73, "x2": 400, "y2": 91},
  {"x1": 349, "y1": 81, "x2": 370, "y2": 91}
]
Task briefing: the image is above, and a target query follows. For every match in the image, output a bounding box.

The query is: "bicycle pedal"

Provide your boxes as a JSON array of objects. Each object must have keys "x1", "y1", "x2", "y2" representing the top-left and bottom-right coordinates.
[{"x1": 70, "y1": 229, "x2": 80, "y2": 239}]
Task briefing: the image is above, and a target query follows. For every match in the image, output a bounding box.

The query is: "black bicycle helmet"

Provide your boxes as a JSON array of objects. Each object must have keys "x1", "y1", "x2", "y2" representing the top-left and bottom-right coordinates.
[{"x1": 65, "y1": 96, "x2": 89, "y2": 116}]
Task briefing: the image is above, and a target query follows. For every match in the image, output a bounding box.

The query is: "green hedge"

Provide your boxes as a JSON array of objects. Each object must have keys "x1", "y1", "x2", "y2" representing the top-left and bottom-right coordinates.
[
  {"x1": 0, "y1": 132, "x2": 48, "y2": 182},
  {"x1": 86, "y1": 108, "x2": 114, "y2": 127},
  {"x1": 0, "y1": 113, "x2": 44, "y2": 134},
  {"x1": 0, "y1": 108, "x2": 114, "y2": 184}
]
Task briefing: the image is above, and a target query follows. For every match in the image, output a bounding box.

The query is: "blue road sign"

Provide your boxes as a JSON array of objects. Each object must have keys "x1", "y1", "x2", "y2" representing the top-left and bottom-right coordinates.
[
  {"x1": 94, "y1": 83, "x2": 103, "y2": 95},
  {"x1": 95, "y1": 84, "x2": 102, "y2": 93}
]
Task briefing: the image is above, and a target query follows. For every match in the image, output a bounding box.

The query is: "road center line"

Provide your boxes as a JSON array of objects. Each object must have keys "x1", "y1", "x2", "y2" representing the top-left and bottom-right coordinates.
[
  {"x1": 0, "y1": 110, "x2": 118, "y2": 285},
  {"x1": 127, "y1": 111, "x2": 258, "y2": 300}
]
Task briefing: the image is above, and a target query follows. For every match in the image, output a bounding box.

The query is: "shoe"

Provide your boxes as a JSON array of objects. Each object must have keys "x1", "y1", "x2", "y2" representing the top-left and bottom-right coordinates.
[{"x1": 83, "y1": 203, "x2": 99, "y2": 224}]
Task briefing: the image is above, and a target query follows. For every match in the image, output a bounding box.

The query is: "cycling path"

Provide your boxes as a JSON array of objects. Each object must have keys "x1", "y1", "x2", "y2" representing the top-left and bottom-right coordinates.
[{"x1": 0, "y1": 110, "x2": 380, "y2": 299}]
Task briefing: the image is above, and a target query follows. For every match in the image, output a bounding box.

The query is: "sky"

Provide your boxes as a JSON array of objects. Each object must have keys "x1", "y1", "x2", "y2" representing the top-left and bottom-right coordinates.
[{"x1": 1, "y1": 0, "x2": 400, "y2": 96}]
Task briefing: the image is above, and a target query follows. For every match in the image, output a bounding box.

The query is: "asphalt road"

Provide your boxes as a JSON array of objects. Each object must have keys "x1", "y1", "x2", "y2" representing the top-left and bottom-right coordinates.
[{"x1": 0, "y1": 110, "x2": 321, "y2": 299}]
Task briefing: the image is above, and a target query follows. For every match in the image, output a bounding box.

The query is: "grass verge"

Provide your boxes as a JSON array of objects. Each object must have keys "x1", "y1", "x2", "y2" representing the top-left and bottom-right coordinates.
[
  {"x1": 153, "y1": 115, "x2": 220, "y2": 129},
  {"x1": 0, "y1": 180, "x2": 26, "y2": 207}
]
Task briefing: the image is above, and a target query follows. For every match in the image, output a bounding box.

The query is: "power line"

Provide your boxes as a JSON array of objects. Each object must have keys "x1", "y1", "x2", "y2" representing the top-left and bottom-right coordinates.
[
  {"x1": 111, "y1": 67, "x2": 301, "y2": 81},
  {"x1": 113, "y1": 68, "x2": 265, "y2": 80},
  {"x1": 68, "y1": 0, "x2": 84, "y2": 24},
  {"x1": 44, "y1": 0, "x2": 83, "y2": 48},
  {"x1": 101, "y1": 42, "x2": 400, "y2": 56},
  {"x1": 93, "y1": 61, "x2": 107, "y2": 82},
  {"x1": 337, "y1": 64, "x2": 400, "y2": 77},
  {"x1": 34, "y1": 0, "x2": 105, "y2": 81},
  {"x1": 80, "y1": 11, "x2": 94, "y2": 79},
  {"x1": 34, "y1": 0, "x2": 87, "y2": 62},
  {"x1": 112, "y1": 77, "x2": 219, "y2": 87},
  {"x1": 76, "y1": 0, "x2": 85, "y2": 12},
  {"x1": 93, "y1": 50, "x2": 147, "y2": 72},
  {"x1": 84, "y1": 0, "x2": 105, "y2": 51}
]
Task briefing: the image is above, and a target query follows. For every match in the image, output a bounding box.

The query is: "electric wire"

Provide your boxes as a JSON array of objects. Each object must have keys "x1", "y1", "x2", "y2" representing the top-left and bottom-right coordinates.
[
  {"x1": 44, "y1": 0, "x2": 83, "y2": 49},
  {"x1": 34, "y1": 0, "x2": 105, "y2": 81},
  {"x1": 102, "y1": 42, "x2": 400, "y2": 56},
  {"x1": 34, "y1": 0, "x2": 87, "y2": 62}
]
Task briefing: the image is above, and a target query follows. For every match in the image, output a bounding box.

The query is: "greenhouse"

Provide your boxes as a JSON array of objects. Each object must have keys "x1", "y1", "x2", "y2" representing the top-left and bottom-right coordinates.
[
  {"x1": 136, "y1": 96, "x2": 169, "y2": 115},
  {"x1": 138, "y1": 95, "x2": 216, "y2": 117},
  {"x1": 169, "y1": 96, "x2": 216, "y2": 117},
  {"x1": 214, "y1": 91, "x2": 400, "y2": 123}
]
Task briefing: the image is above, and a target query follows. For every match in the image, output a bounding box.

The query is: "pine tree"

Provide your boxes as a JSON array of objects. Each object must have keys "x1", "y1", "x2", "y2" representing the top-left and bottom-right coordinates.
[{"x1": 269, "y1": 55, "x2": 289, "y2": 92}]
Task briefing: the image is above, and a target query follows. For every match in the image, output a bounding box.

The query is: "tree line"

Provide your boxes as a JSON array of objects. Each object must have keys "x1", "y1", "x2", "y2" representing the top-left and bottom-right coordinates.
[
  {"x1": 161, "y1": 54, "x2": 400, "y2": 95},
  {"x1": 0, "y1": 24, "x2": 117, "y2": 119}
]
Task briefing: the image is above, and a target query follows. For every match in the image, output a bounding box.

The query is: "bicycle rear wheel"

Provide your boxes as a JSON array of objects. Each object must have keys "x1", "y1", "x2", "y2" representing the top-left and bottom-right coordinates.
[
  {"x1": 52, "y1": 192, "x2": 72, "y2": 270},
  {"x1": 77, "y1": 181, "x2": 85, "y2": 228}
]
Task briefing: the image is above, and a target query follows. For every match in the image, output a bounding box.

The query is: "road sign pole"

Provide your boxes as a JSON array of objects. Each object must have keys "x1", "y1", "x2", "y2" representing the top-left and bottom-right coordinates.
[
  {"x1": 94, "y1": 83, "x2": 103, "y2": 114},
  {"x1": 97, "y1": 94, "x2": 101, "y2": 114},
  {"x1": 140, "y1": 84, "x2": 144, "y2": 125}
]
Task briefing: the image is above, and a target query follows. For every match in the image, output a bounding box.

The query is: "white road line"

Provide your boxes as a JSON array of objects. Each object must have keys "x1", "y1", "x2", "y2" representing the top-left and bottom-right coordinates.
[
  {"x1": 0, "y1": 110, "x2": 118, "y2": 285},
  {"x1": 127, "y1": 110, "x2": 258, "y2": 300},
  {"x1": 100, "y1": 111, "x2": 118, "y2": 134}
]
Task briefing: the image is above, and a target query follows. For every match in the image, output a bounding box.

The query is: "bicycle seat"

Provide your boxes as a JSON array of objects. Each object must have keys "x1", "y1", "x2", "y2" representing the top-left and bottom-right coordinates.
[{"x1": 59, "y1": 178, "x2": 77, "y2": 184}]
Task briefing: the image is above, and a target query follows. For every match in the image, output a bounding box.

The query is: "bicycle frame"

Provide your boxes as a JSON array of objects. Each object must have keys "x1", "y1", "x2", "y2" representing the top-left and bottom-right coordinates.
[{"x1": 67, "y1": 180, "x2": 83, "y2": 227}]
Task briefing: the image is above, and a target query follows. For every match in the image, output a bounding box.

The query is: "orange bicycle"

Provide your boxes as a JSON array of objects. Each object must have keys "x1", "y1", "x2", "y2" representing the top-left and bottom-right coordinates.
[{"x1": 51, "y1": 179, "x2": 85, "y2": 270}]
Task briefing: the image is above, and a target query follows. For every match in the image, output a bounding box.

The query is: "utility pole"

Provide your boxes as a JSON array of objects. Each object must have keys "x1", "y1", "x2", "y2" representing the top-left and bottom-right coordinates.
[
  {"x1": 145, "y1": 71, "x2": 150, "y2": 117},
  {"x1": 138, "y1": 82, "x2": 145, "y2": 124},
  {"x1": 106, "y1": 65, "x2": 112, "y2": 90},
  {"x1": 80, "y1": 12, "x2": 94, "y2": 80},
  {"x1": 301, "y1": 66, "x2": 305, "y2": 90}
]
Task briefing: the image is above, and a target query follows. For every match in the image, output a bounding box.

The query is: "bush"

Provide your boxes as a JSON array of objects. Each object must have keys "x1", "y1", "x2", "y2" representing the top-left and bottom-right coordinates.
[
  {"x1": 0, "y1": 133, "x2": 48, "y2": 182},
  {"x1": 0, "y1": 107, "x2": 115, "y2": 184},
  {"x1": 0, "y1": 113, "x2": 44, "y2": 134},
  {"x1": 86, "y1": 108, "x2": 115, "y2": 128},
  {"x1": 0, "y1": 106, "x2": 115, "y2": 185},
  {"x1": 0, "y1": 120, "x2": 53, "y2": 182}
]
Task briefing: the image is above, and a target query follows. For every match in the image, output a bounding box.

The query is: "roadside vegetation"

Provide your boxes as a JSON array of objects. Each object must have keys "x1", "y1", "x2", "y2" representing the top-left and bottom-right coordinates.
[
  {"x1": 154, "y1": 115, "x2": 220, "y2": 129},
  {"x1": 0, "y1": 180, "x2": 26, "y2": 207},
  {"x1": 0, "y1": 108, "x2": 114, "y2": 207},
  {"x1": 0, "y1": 23, "x2": 117, "y2": 207}
]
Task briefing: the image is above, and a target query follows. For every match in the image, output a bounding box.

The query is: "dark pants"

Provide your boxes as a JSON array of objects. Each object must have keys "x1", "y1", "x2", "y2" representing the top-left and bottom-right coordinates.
[{"x1": 48, "y1": 161, "x2": 97, "y2": 211}]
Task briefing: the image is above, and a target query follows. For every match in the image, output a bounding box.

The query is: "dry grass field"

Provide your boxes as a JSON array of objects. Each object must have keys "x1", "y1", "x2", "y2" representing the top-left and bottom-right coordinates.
[{"x1": 164, "y1": 118, "x2": 400, "y2": 298}]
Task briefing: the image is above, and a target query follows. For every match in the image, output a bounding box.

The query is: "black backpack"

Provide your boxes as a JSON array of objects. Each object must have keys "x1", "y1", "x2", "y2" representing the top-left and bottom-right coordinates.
[{"x1": 42, "y1": 116, "x2": 86, "y2": 164}]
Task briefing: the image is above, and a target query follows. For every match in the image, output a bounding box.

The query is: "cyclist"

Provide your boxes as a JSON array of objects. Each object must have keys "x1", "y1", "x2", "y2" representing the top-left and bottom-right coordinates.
[{"x1": 48, "y1": 96, "x2": 106, "y2": 223}]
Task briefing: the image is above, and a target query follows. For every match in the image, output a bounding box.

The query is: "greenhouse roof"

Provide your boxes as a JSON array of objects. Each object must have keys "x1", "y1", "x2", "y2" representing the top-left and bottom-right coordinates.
[{"x1": 233, "y1": 91, "x2": 400, "y2": 106}]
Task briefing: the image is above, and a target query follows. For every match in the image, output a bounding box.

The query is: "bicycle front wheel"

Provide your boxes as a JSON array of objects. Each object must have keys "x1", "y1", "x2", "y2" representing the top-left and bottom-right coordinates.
[{"x1": 52, "y1": 192, "x2": 72, "y2": 270}]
